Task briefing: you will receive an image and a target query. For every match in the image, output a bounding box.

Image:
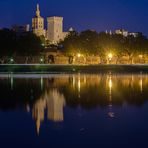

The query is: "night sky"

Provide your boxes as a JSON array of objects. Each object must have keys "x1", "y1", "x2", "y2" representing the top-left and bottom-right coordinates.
[{"x1": 0, "y1": 0, "x2": 148, "y2": 35}]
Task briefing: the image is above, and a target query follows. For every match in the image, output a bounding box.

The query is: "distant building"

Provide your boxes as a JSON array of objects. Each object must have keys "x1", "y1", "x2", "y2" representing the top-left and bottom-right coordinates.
[
  {"x1": 115, "y1": 29, "x2": 128, "y2": 37},
  {"x1": 128, "y1": 32, "x2": 140, "y2": 38},
  {"x1": 105, "y1": 30, "x2": 113, "y2": 35},
  {"x1": 69, "y1": 27, "x2": 74, "y2": 32},
  {"x1": 31, "y1": 4, "x2": 70, "y2": 44},
  {"x1": 115, "y1": 29, "x2": 141, "y2": 37},
  {"x1": 32, "y1": 4, "x2": 46, "y2": 37},
  {"x1": 12, "y1": 24, "x2": 30, "y2": 33},
  {"x1": 47, "y1": 16, "x2": 68, "y2": 44}
]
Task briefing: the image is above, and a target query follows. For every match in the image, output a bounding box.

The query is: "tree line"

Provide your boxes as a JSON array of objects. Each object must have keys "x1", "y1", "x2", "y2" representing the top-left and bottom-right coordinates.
[
  {"x1": 0, "y1": 28, "x2": 148, "y2": 64},
  {"x1": 59, "y1": 30, "x2": 148, "y2": 63},
  {"x1": 0, "y1": 29, "x2": 43, "y2": 57}
]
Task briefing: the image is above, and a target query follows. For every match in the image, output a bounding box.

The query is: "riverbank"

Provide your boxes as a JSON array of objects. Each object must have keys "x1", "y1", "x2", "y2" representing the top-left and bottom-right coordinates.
[{"x1": 0, "y1": 64, "x2": 148, "y2": 74}]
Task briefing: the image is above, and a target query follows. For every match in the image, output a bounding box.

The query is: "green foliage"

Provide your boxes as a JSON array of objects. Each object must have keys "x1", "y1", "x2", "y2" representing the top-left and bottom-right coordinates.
[
  {"x1": 79, "y1": 30, "x2": 100, "y2": 55},
  {"x1": 59, "y1": 30, "x2": 148, "y2": 61},
  {"x1": 17, "y1": 32, "x2": 43, "y2": 56},
  {"x1": 59, "y1": 31, "x2": 80, "y2": 56},
  {"x1": 0, "y1": 29, "x2": 43, "y2": 57},
  {"x1": 0, "y1": 29, "x2": 17, "y2": 56}
]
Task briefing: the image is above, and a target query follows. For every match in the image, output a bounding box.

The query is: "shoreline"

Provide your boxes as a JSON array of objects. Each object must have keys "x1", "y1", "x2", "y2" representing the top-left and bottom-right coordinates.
[{"x1": 0, "y1": 64, "x2": 148, "y2": 74}]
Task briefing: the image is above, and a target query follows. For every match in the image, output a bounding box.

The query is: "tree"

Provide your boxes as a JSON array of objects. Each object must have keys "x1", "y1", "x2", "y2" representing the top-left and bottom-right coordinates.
[
  {"x1": 0, "y1": 29, "x2": 17, "y2": 57},
  {"x1": 17, "y1": 32, "x2": 42, "y2": 56},
  {"x1": 78, "y1": 30, "x2": 100, "y2": 56},
  {"x1": 122, "y1": 34, "x2": 148, "y2": 64},
  {"x1": 59, "y1": 29, "x2": 148, "y2": 64},
  {"x1": 59, "y1": 31, "x2": 80, "y2": 56}
]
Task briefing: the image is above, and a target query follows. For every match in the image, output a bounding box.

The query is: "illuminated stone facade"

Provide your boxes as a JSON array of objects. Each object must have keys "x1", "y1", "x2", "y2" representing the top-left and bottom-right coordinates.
[
  {"x1": 115, "y1": 29, "x2": 140, "y2": 37},
  {"x1": 47, "y1": 17, "x2": 68, "y2": 44},
  {"x1": 32, "y1": 4, "x2": 46, "y2": 37}
]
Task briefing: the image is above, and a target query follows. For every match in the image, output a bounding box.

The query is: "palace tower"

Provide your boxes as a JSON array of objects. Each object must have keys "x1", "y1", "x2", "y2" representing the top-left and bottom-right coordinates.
[{"x1": 32, "y1": 4, "x2": 46, "y2": 37}]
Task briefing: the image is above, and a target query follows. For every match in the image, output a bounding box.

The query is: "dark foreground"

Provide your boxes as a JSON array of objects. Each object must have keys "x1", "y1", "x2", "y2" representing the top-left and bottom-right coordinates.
[{"x1": 0, "y1": 64, "x2": 148, "y2": 73}]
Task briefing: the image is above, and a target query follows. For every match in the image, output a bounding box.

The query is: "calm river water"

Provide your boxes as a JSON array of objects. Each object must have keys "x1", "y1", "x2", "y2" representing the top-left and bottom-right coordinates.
[{"x1": 0, "y1": 73, "x2": 148, "y2": 148}]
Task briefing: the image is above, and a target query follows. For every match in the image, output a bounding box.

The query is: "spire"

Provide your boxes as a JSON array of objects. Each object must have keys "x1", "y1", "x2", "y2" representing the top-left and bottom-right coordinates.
[
  {"x1": 36, "y1": 4, "x2": 40, "y2": 17},
  {"x1": 36, "y1": 119, "x2": 41, "y2": 135}
]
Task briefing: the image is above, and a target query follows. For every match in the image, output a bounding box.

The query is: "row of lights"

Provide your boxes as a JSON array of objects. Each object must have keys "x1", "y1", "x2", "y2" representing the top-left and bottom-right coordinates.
[
  {"x1": 77, "y1": 53, "x2": 143, "y2": 60},
  {"x1": 8, "y1": 53, "x2": 144, "y2": 64},
  {"x1": 9, "y1": 58, "x2": 44, "y2": 63},
  {"x1": 77, "y1": 53, "x2": 113, "y2": 59}
]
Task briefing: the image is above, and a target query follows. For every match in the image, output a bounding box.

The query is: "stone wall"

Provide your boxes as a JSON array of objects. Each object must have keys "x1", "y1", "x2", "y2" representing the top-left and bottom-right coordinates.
[{"x1": 1, "y1": 55, "x2": 148, "y2": 64}]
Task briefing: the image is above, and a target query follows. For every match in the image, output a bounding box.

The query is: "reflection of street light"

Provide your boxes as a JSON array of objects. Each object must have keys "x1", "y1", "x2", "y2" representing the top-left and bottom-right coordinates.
[
  {"x1": 109, "y1": 78, "x2": 112, "y2": 89},
  {"x1": 10, "y1": 74, "x2": 13, "y2": 90},
  {"x1": 108, "y1": 75, "x2": 115, "y2": 118}
]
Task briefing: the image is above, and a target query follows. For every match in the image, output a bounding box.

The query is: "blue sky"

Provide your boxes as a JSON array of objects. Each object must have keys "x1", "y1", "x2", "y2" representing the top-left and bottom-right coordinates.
[{"x1": 0, "y1": 0, "x2": 148, "y2": 35}]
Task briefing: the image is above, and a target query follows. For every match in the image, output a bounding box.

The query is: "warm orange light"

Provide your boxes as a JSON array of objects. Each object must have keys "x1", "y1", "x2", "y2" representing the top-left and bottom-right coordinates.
[
  {"x1": 109, "y1": 78, "x2": 112, "y2": 89},
  {"x1": 77, "y1": 53, "x2": 81, "y2": 58},
  {"x1": 108, "y1": 53, "x2": 113, "y2": 59}
]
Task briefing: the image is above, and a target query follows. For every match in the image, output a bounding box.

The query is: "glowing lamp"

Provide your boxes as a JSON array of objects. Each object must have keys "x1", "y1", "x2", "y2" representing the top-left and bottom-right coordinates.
[
  {"x1": 77, "y1": 53, "x2": 81, "y2": 58},
  {"x1": 108, "y1": 53, "x2": 113, "y2": 59},
  {"x1": 42, "y1": 43, "x2": 45, "y2": 47},
  {"x1": 40, "y1": 58, "x2": 43, "y2": 62},
  {"x1": 10, "y1": 58, "x2": 14, "y2": 62}
]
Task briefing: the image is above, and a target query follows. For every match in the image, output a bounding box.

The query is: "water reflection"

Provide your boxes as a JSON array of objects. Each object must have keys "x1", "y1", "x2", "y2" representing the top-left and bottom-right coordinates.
[
  {"x1": 108, "y1": 75, "x2": 115, "y2": 118},
  {"x1": 32, "y1": 89, "x2": 65, "y2": 134},
  {"x1": 0, "y1": 73, "x2": 148, "y2": 134}
]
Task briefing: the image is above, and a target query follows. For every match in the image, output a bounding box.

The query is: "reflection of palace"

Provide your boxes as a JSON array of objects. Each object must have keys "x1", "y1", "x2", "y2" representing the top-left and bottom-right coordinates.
[
  {"x1": 32, "y1": 98, "x2": 46, "y2": 134},
  {"x1": 47, "y1": 89, "x2": 65, "y2": 122},
  {"x1": 32, "y1": 89, "x2": 65, "y2": 134}
]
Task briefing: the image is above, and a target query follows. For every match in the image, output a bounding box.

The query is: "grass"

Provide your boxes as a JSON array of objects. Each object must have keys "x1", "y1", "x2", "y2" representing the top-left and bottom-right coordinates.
[{"x1": 0, "y1": 64, "x2": 148, "y2": 74}]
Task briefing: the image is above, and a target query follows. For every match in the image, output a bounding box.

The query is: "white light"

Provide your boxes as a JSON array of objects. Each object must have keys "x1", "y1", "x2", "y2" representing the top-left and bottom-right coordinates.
[{"x1": 10, "y1": 58, "x2": 14, "y2": 62}]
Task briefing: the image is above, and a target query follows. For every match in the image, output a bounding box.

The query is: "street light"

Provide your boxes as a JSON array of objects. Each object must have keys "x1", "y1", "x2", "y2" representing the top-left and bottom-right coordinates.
[
  {"x1": 139, "y1": 54, "x2": 143, "y2": 63},
  {"x1": 40, "y1": 58, "x2": 44, "y2": 64},
  {"x1": 77, "y1": 53, "x2": 81, "y2": 58},
  {"x1": 108, "y1": 53, "x2": 113, "y2": 60},
  {"x1": 10, "y1": 58, "x2": 14, "y2": 63},
  {"x1": 107, "y1": 53, "x2": 113, "y2": 64},
  {"x1": 41, "y1": 43, "x2": 45, "y2": 47}
]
